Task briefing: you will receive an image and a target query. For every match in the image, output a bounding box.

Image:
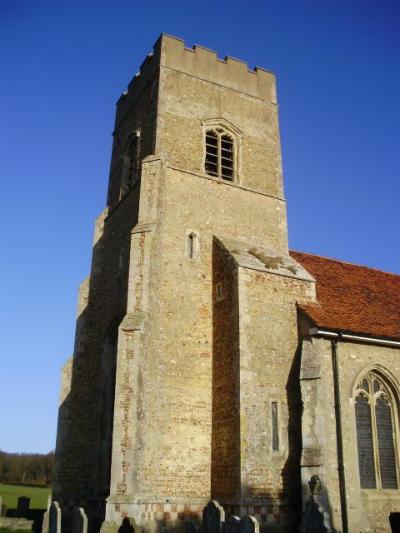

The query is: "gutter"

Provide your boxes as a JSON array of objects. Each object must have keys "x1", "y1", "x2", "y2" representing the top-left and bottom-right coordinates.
[{"x1": 309, "y1": 328, "x2": 400, "y2": 348}]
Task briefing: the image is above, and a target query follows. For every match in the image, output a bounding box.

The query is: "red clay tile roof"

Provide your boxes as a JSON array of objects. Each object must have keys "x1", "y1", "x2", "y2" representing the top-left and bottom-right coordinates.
[{"x1": 290, "y1": 251, "x2": 400, "y2": 341}]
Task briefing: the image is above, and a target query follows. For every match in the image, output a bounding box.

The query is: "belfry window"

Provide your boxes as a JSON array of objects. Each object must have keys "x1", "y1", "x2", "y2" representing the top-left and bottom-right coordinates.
[
  {"x1": 205, "y1": 128, "x2": 235, "y2": 181},
  {"x1": 120, "y1": 131, "x2": 140, "y2": 199},
  {"x1": 354, "y1": 371, "x2": 399, "y2": 489}
]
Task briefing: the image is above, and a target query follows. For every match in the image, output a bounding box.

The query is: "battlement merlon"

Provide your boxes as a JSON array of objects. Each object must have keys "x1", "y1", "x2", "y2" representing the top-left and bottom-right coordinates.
[{"x1": 116, "y1": 33, "x2": 277, "y2": 111}]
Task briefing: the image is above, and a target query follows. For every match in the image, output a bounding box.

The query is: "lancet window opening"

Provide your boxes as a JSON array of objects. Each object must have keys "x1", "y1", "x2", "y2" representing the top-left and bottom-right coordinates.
[
  {"x1": 188, "y1": 233, "x2": 195, "y2": 259},
  {"x1": 186, "y1": 231, "x2": 199, "y2": 260},
  {"x1": 205, "y1": 128, "x2": 235, "y2": 181},
  {"x1": 354, "y1": 371, "x2": 399, "y2": 490},
  {"x1": 127, "y1": 131, "x2": 140, "y2": 188},
  {"x1": 120, "y1": 131, "x2": 141, "y2": 200}
]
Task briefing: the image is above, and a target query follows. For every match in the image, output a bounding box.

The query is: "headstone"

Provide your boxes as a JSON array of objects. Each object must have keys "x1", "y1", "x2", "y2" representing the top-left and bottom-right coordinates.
[
  {"x1": 303, "y1": 500, "x2": 329, "y2": 533},
  {"x1": 118, "y1": 517, "x2": 135, "y2": 532},
  {"x1": 16, "y1": 496, "x2": 30, "y2": 517},
  {"x1": 302, "y1": 476, "x2": 332, "y2": 533},
  {"x1": 49, "y1": 501, "x2": 61, "y2": 533},
  {"x1": 100, "y1": 521, "x2": 120, "y2": 533},
  {"x1": 73, "y1": 507, "x2": 88, "y2": 533},
  {"x1": 0, "y1": 517, "x2": 33, "y2": 530},
  {"x1": 239, "y1": 516, "x2": 259, "y2": 533},
  {"x1": 42, "y1": 510, "x2": 49, "y2": 533},
  {"x1": 203, "y1": 500, "x2": 225, "y2": 533},
  {"x1": 225, "y1": 515, "x2": 240, "y2": 533}
]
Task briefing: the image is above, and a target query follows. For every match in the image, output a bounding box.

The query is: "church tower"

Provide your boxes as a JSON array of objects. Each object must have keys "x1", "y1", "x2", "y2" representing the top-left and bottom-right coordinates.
[{"x1": 54, "y1": 34, "x2": 316, "y2": 532}]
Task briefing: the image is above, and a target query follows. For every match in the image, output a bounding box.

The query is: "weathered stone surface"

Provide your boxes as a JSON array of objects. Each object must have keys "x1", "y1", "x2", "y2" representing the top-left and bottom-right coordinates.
[
  {"x1": 42, "y1": 510, "x2": 49, "y2": 533},
  {"x1": 0, "y1": 516, "x2": 34, "y2": 531},
  {"x1": 100, "y1": 520, "x2": 120, "y2": 533}
]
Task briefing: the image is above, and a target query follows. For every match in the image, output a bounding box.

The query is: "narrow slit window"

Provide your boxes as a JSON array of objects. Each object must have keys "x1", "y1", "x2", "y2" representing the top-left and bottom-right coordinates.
[
  {"x1": 188, "y1": 233, "x2": 194, "y2": 259},
  {"x1": 205, "y1": 129, "x2": 235, "y2": 181},
  {"x1": 272, "y1": 402, "x2": 279, "y2": 451},
  {"x1": 187, "y1": 232, "x2": 198, "y2": 260},
  {"x1": 128, "y1": 132, "x2": 140, "y2": 188},
  {"x1": 120, "y1": 131, "x2": 140, "y2": 199}
]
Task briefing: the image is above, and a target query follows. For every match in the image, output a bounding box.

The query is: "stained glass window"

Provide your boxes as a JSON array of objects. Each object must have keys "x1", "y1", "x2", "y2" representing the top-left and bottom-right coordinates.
[{"x1": 355, "y1": 395, "x2": 376, "y2": 488}]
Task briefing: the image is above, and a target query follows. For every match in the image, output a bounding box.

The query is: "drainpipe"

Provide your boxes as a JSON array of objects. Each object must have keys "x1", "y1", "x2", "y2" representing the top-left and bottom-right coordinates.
[{"x1": 331, "y1": 339, "x2": 348, "y2": 533}]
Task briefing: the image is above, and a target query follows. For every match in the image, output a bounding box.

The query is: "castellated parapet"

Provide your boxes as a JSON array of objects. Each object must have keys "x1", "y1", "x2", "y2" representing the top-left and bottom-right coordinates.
[{"x1": 118, "y1": 34, "x2": 276, "y2": 110}]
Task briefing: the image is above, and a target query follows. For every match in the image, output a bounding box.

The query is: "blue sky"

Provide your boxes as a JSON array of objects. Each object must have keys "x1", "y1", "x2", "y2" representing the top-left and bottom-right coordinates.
[{"x1": 0, "y1": 0, "x2": 399, "y2": 453}]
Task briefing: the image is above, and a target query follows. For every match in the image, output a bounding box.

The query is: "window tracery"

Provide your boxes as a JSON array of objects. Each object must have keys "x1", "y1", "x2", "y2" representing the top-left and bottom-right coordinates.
[{"x1": 354, "y1": 371, "x2": 399, "y2": 489}]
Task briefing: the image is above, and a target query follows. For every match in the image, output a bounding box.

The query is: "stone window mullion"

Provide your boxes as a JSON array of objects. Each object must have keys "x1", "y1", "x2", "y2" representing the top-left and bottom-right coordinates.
[
  {"x1": 217, "y1": 133, "x2": 222, "y2": 179},
  {"x1": 391, "y1": 406, "x2": 400, "y2": 487},
  {"x1": 370, "y1": 397, "x2": 382, "y2": 488},
  {"x1": 392, "y1": 405, "x2": 400, "y2": 487}
]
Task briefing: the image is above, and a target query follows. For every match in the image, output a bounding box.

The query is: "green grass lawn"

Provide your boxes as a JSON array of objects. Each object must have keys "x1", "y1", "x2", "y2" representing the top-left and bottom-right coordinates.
[{"x1": 0, "y1": 484, "x2": 50, "y2": 510}]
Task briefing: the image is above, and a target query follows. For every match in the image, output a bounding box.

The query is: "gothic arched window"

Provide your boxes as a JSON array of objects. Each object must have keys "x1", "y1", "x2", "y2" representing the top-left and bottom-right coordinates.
[
  {"x1": 205, "y1": 128, "x2": 235, "y2": 181},
  {"x1": 354, "y1": 371, "x2": 399, "y2": 489}
]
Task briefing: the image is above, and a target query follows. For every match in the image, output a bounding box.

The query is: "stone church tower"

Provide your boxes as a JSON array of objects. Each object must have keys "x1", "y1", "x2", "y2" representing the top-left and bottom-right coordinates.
[{"x1": 54, "y1": 34, "x2": 400, "y2": 533}]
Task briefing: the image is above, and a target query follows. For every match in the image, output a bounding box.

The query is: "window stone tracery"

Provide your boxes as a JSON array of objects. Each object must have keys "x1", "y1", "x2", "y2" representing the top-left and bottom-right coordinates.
[{"x1": 354, "y1": 371, "x2": 399, "y2": 490}]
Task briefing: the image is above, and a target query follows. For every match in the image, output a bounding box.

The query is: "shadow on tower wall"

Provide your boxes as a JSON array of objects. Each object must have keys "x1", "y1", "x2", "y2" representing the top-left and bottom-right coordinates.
[{"x1": 53, "y1": 180, "x2": 141, "y2": 532}]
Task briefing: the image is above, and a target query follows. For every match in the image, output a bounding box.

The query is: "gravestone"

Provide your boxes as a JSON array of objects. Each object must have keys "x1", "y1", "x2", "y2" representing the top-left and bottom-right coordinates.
[
  {"x1": 203, "y1": 501, "x2": 225, "y2": 533},
  {"x1": 239, "y1": 516, "x2": 259, "y2": 533},
  {"x1": 303, "y1": 501, "x2": 329, "y2": 533},
  {"x1": 118, "y1": 517, "x2": 135, "y2": 532},
  {"x1": 225, "y1": 515, "x2": 240, "y2": 533},
  {"x1": 42, "y1": 510, "x2": 49, "y2": 533},
  {"x1": 16, "y1": 496, "x2": 30, "y2": 517},
  {"x1": 73, "y1": 507, "x2": 88, "y2": 533},
  {"x1": 302, "y1": 475, "x2": 332, "y2": 533},
  {"x1": 49, "y1": 501, "x2": 61, "y2": 533}
]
